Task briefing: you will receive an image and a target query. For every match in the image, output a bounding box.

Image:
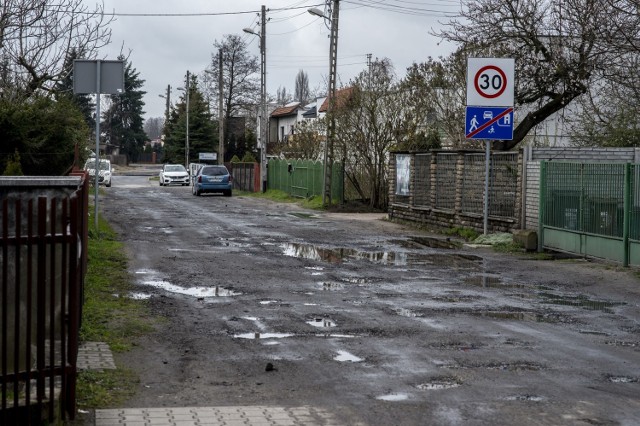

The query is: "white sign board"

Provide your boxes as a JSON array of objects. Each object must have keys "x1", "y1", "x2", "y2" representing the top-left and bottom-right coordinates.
[
  {"x1": 199, "y1": 152, "x2": 217, "y2": 161},
  {"x1": 466, "y1": 58, "x2": 514, "y2": 107}
]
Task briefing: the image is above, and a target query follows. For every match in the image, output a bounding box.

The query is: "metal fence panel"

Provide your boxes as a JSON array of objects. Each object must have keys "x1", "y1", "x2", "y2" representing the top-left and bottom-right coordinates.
[
  {"x1": 461, "y1": 154, "x2": 485, "y2": 215},
  {"x1": 267, "y1": 159, "x2": 342, "y2": 200},
  {"x1": 413, "y1": 154, "x2": 431, "y2": 207},
  {"x1": 490, "y1": 153, "x2": 519, "y2": 218},
  {"x1": 631, "y1": 165, "x2": 640, "y2": 241},
  {"x1": 1, "y1": 177, "x2": 87, "y2": 424},
  {"x1": 435, "y1": 154, "x2": 456, "y2": 210}
]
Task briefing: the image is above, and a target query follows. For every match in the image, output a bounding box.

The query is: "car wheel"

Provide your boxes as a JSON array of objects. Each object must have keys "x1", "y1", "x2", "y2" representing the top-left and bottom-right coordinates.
[
  {"x1": 159, "y1": 179, "x2": 163, "y2": 186},
  {"x1": 106, "y1": 181, "x2": 111, "y2": 187},
  {"x1": 224, "y1": 190, "x2": 232, "y2": 197}
]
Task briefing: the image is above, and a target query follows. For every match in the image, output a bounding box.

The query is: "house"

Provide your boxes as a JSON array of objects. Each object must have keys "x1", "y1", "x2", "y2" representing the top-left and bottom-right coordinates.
[{"x1": 269, "y1": 102, "x2": 306, "y2": 143}]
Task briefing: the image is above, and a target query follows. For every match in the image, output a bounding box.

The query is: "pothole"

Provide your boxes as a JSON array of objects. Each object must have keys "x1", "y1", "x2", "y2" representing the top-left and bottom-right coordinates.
[
  {"x1": 605, "y1": 340, "x2": 639, "y2": 348},
  {"x1": 505, "y1": 394, "x2": 546, "y2": 402},
  {"x1": 234, "y1": 332, "x2": 294, "y2": 339},
  {"x1": 470, "y1": 310, "x2": 565, "y2": 323},
  {"x1": 129, "y1": 292, "x2": 152, "y2": 300},
  {"x1": 334, "y1": 350, "x2": 363, "y2": 362},
  {"x1": 441, "y1": 361, "x2": 544, "y2": 371},
  {"x1": 281, "y1": 243, "x2": 482, "y2": 267},
  {"x1": 537, "y1": 292, "x2": 624, "y2": 312},
  {"x1": 307, "y1": 318, "x2": 337, "y2": 328},
  {"x1": 416, "y1": 377, "x2": 461, "y2": 390},
  {"x1": 607, "y1": 375, "x2": 638, "y2": 383},
  {"x1": 139, "y1": 280, "x2": 241, "y2": 298},
  {"x1": 395, "y1": 308, "x2": 423, "y2": 318},
  {"x1": 376, "y1": 393, "x2": 409, "y2": 401},
  {"x1": 319, "y1": 282, "x2": 345, "y2": 291}
]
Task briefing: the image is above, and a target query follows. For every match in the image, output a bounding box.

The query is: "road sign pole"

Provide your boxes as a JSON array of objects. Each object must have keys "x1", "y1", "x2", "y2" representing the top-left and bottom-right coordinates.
[{"x1": 484, "y1": 140, "x2": 490, "y2": 235}]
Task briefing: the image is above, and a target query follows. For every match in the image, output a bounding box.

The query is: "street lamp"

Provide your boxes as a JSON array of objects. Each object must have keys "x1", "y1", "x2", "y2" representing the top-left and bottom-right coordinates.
[
  {"x1": 158, "y1": 84, "x2": 171, "y2": 122},
  {"x1": 308, "y1": 1, "x2": 340, "y2": 206},
  {"x1": 243, "y1": 4, "x2": 268, "y2": 192}
]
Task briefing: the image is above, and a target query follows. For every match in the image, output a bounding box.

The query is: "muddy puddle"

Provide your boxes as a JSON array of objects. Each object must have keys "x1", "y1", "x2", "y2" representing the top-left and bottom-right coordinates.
[
  {"x1": 376, "y1": 393, "x2": 409, "y2": 401},
  {"x1": 334, "y1": 350, "x2": 363, "y2": 362},
  {"x1": 282, "y1": 242, "x2": 482, "y2": 268},
  {"x1": 307, "y1": 318, "x2": 337, "y2": 328},
  {"x1": 139, "y1": 278, "x2": 240, "y2": 298},
  {"x1": 416, "y1": 377, "x2": 461, "y2": 390},
  {"x1": 537, "y1": 292, "x2": 624, "y2": 312}
]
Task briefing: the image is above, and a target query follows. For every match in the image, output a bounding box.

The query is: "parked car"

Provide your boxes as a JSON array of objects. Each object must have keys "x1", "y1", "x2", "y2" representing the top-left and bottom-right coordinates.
[
  {"x1": 159, "y1": 164, "x2": 190, "y2": 186},
  {"x1": 84, "y1": 158, "x2": 112, "y2": 187},
  {"x1": 192, "y1": 165, "x2": 232, "y2": 197}
]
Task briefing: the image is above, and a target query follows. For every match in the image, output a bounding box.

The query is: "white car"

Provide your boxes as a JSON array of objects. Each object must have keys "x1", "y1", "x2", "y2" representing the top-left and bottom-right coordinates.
[
  {"x1": 160, "y1": 164, "x2": 190, "y2": 186},
  {"x1": 84, "y1": 158, "x2": 112, "y2": 187}
]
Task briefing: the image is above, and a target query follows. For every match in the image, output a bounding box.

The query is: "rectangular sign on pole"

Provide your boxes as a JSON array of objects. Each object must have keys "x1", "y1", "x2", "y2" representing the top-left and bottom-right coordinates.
[
  {"x1": 465, "y1": 106, "x2": 514, "y2": 140},
  {"x1": 73, "y1": 60, "x2": 125, "y2": 94},
  {"x1": 199, "y1": 153, "x2": 217, "y2": 161}
]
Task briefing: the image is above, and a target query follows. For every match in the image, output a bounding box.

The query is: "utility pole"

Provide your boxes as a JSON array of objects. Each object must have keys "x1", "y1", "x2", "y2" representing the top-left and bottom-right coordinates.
[
  {"x1": 164, "y1": 84, "x2": 171, "y2": 122},
  {"x1": 185, "y1": 71, "x2": 190, "y2": 170},
  {"x1": 259, "y1": 5, "x2": 267, "y2": 192},
  {"x1": 323, "y1": 0, "x2": 340, "y2": 207},
  {"x1": 218, "y1": 48, "x2": 225, "y2": 164}
]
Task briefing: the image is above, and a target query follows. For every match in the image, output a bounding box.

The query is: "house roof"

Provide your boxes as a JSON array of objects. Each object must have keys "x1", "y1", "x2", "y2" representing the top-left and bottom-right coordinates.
[
  {"x1": 271, "y1": 102, "x2": 302, "y2": 118},
  {"x1": 318, "y1": 87, "x2": 355, "y2": 113},
  {"x1": 302, "y1": 105, "x2": 317, "y2": 118}
]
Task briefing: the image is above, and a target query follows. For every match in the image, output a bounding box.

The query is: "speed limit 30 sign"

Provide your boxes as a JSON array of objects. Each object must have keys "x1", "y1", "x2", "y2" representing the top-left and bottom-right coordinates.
[{"x1": 467, "y1": 58, "x2": 514, "y2": 107}]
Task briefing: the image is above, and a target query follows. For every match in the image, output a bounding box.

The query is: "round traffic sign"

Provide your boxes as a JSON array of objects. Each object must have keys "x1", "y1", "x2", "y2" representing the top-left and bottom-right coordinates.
[{"x1": 474, "y1": 65, "x2": 507, "y2": 99}]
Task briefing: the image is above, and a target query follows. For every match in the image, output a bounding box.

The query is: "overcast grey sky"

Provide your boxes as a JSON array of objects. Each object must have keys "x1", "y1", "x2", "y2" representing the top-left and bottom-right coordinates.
[{"x1": 92, "y1": 0, "x2": 459, "y2": 120}]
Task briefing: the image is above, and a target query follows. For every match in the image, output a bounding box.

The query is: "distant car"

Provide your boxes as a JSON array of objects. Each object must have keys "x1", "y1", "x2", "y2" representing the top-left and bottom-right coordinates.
[
  {"x1": 160, "y1": 164, "x2": 190, "y2": 186},
  {"x1": 192, "y1": 165, "x2": 232, "y2": 197},
  {"x1": 84, "y1": 158, "x2": 112, "y2": 187}
]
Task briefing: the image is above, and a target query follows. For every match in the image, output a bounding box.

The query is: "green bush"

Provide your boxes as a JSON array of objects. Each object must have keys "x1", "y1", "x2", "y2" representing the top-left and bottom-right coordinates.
[{"x1": 2, "y1": 150, "x2": 23, "y2": 176}]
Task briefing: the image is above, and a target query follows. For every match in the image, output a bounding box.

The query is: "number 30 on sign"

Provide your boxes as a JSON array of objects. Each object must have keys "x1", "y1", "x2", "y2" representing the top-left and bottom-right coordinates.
[{"x1": 466, "y1": 58, "x2": 514, "y2": 107}]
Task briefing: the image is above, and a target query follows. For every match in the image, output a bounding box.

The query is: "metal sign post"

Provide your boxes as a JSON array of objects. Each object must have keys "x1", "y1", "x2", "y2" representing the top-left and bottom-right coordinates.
[
  {"x1": 465, "y1": 58, "x2": 515, "y2": 235},
  {"x1": 73, "y1": 59, "x2": 125, "y2": 232}
]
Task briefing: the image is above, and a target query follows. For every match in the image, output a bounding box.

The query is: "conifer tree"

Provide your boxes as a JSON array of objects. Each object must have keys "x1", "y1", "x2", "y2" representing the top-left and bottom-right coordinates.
[{"x1": 102, "y1": 56, "x2": 147, "y2": 163}]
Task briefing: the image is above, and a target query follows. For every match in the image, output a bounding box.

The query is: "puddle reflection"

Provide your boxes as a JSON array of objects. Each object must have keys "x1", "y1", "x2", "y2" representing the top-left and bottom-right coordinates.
[
  {"x1": 140, "y1": 280, "x2": 241, "y2": 298},
  {"x1": 376, "y1": 393, "x2": 409, "y2": 401},
  {"x1": 281, "y1": 243, "x2": 482, "y2": 267},
  {"x1": 234, "y1": 332, "x2": 294, "y2": 339},
  {"x1": 537, "y1": 292, "x2": 624, "y2": 312},
  {"x1": 334, "y1": 350, "x2": 363, "y2": 362},
  {"x1": 307, "y1": 318, "x2": 337, "y2": 328}
]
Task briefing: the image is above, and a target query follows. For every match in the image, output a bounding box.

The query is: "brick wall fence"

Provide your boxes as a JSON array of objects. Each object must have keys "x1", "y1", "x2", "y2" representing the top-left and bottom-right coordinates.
[
  {"x1": 390, "y1": 147, "x2": 640, "y2": 234},
  {"x1": 389, "y1": 150, "x2": 523, "y2": 233}
]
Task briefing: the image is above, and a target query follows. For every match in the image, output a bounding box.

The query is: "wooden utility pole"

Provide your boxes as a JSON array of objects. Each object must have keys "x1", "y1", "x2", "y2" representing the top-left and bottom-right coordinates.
[{"x1": 218, "y1": 49, "x2": 224, "y2": 164}]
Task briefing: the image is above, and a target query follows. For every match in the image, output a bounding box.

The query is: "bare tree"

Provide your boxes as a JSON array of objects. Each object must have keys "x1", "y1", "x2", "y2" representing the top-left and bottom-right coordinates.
[
  {"x1": 208, "y1": 34, "x2": 259, "y2": 161},
  {"x1": 294, "y1": 69, "x2": 310, "y2": 104},
  {"x1": 276, "y1": 86, "x2": 292, "y2": 106},
  {"x1": 334, "y1": 59, "x2": 402, "y2": 209},
  {"x1": 435, "y1": 0, "x2": 629, "y2": 150},
  {"x1": 0, "y1": 0, "x2": 112, "y2": 99}
]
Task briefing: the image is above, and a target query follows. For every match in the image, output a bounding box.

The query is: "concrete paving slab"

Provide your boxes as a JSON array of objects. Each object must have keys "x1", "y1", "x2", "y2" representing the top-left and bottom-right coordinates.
[{"x1": 94, "y1": 406, "x2": 341, "y2": 426}]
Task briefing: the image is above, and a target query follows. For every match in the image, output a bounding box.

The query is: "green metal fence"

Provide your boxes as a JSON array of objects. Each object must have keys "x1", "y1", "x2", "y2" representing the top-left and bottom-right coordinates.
[
  {"x1": 268, "y1": 158, "x2": 343, "y2": 200},
  {"x1": 539, "y1": 161, "x2": 639, "y2": 266}
]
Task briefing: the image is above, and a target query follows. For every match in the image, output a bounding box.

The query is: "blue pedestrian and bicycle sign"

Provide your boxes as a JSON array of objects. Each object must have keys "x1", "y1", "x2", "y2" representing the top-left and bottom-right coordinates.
[{"x1": 465, "y1": 106, "x2": 514, "y2": 140}]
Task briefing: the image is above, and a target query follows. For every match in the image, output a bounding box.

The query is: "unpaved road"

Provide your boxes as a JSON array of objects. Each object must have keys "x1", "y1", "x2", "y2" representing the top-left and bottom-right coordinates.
[{"x1": 98, "y1": 172, "x2": 640, "y2": 426}]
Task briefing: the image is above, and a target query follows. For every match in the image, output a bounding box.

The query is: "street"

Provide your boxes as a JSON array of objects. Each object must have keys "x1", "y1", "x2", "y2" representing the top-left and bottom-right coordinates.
[{"x1": 98, "y1": 173, "x2": 640, "y2": 426}]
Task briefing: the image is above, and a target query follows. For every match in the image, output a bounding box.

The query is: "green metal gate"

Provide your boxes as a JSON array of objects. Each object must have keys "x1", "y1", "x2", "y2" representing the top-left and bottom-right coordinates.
[
  {"x1": 539, "y1": 162, "x2": 640, "y2": 266},
  {"x1": 267, "y1": 159, "x2": 343, "y2": 201}
]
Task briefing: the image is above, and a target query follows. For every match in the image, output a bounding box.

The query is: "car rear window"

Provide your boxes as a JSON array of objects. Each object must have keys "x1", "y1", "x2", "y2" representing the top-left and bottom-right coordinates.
[{"x1": 202, "y1": 166, "x2": 227, "y2": 176}]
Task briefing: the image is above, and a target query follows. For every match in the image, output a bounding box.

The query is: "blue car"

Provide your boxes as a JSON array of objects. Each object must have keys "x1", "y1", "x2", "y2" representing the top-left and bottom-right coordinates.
[{"x1": 192, "y1": 165, "x2": 233, "y2": 197}]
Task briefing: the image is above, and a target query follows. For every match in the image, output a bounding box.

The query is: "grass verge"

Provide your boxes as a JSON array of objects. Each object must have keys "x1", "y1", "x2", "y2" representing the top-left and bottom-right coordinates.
[{"x1": 76, "y1": 209, "x2": 156, "y2": 410}]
